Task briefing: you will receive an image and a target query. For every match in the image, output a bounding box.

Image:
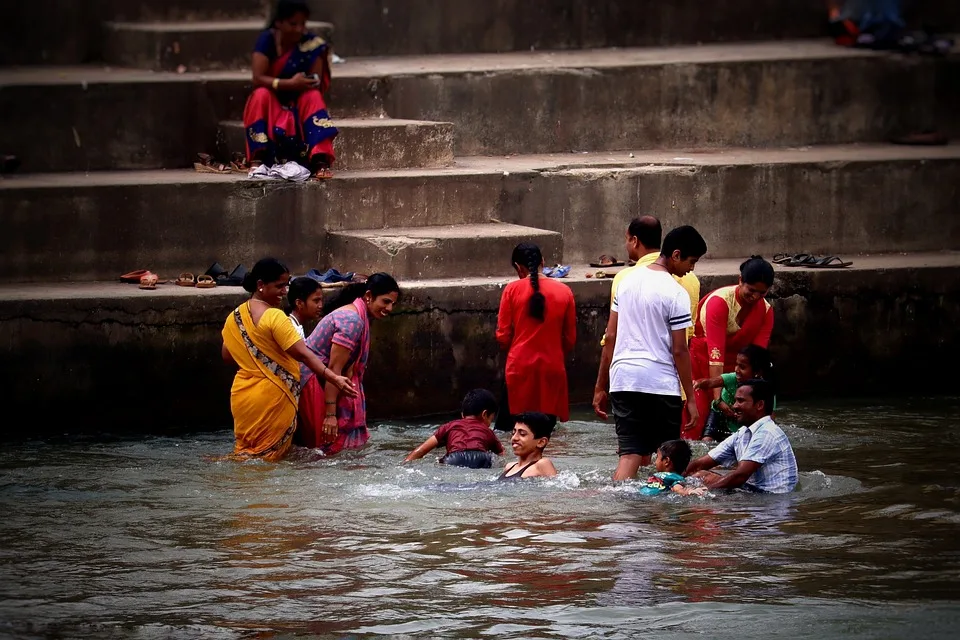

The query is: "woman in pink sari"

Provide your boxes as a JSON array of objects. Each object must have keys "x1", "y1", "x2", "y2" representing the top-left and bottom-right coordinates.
[
  {"x1": 244, "y1": 0, "x2": 338, "y2": 179},
  {"x1": 295, "y1": 274, "x2": 401, "y2": 454}
]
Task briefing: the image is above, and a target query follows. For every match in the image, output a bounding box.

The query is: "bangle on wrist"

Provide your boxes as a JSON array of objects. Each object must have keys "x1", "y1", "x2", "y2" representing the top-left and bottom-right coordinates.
[
  {"x1": 272, "y1": 77, "x2": 280, "y2": 90},
  {"x1": 325, "y1": 413, "x2": 336, "y2": 418}
]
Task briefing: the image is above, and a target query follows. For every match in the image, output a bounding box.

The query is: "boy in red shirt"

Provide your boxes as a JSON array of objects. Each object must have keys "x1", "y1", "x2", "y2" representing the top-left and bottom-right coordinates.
[{"x1": 404, "y1": 389, "x2": 505, "y2": 468}]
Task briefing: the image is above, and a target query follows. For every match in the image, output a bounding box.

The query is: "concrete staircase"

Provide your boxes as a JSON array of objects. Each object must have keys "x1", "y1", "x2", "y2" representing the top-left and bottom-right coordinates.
[{"x1": 2, "y1": 0, "x2": 960, "y2": 429}]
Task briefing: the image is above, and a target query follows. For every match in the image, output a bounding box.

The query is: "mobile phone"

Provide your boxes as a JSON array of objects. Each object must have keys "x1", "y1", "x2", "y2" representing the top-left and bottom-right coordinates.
[{"x1": 307, "y1": 73, "x2": 321, "y2": 85}]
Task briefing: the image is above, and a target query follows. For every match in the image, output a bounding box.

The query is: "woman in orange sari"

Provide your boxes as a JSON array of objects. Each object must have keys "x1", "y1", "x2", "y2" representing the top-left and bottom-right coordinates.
[
  {"x1": 685, "y1": 256, "x2": 775, "y2": 440},
  {"x1": 243, "y1": 0, "x2": 338, "y2": 179},
  {"x1": 221, "y1": 258, "x2": 355, "y2": 461}
]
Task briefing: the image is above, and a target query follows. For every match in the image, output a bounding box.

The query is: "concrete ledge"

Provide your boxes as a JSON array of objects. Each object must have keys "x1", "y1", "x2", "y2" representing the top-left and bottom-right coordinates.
[
  {"x1": 103, "y1": 20, "x2": 335, "y2": 72},
  {"x1": 325, "y1": 223, "x2": 562, "y2": 279},
  {"x1": 2, "y1": 145, "x2": 958, "y2": 283},
  {"x1": 2, "y1": 42, "x2": 956, "y2": 170},
  {"x1": 218, "y1": 118, "x2": 456, "y2": 170},
  {"x1": 2, "y1": 253, "x2": 958, "y2": 433}
]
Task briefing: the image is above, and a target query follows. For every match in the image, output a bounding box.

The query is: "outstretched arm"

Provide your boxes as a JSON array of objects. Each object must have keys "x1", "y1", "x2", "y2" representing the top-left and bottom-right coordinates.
[
  {"x1": 685, "y1": 454, "x2": 720, "y2": 476},
  {"x1": 404, "y1": 436, "x2": 439, "y2": 462},
  {"x1": 702, "y1": 460, "x2": 761, "y2": 490}
]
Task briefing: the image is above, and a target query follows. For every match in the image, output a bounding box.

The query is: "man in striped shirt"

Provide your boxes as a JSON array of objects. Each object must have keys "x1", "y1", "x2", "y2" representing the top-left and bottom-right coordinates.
[
  {"x1": 594, "y1": 225, "x2": 707, "y2": 481},
  {"x1": 686, "y1": 379, "x2": 798, "y2": 493}
]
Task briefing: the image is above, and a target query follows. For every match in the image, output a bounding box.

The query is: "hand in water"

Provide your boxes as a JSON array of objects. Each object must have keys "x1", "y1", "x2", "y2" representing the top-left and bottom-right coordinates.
[{"x1": 322, "y1": 415, "x2": 338, "y2": 444}]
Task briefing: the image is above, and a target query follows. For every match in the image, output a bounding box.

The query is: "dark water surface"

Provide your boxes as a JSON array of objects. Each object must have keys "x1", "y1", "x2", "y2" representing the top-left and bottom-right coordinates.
[{"x1": 1, "y1": 398, "x2": 959, "y2": 638}]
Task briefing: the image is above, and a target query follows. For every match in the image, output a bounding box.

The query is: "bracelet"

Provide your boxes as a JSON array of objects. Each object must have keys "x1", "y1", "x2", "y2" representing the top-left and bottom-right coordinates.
[
  {"x1": 272, "y1": 77, "x2": 280, "y2": 90},
  {"x1": 325, "y1": 413, "x2": 336, "y2": 418}
]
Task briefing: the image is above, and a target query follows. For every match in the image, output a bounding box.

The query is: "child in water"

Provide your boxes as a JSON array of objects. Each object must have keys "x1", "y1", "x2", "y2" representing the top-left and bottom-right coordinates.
[
  {"x1": 405, "y1": 389, "x2": 505, "y2": 468},
  {"x1": 287, "y1": 276, "x2": 324, "y2": 339},
  {"x1": 637, "y1": 439, "x2": 706, "y2": 496},
  {"x1": 499, "y1": 412, "x2": 558, "y2": 480},
  {"x1": 694, "y1": 344, "x2": 775, "y2": 443}
]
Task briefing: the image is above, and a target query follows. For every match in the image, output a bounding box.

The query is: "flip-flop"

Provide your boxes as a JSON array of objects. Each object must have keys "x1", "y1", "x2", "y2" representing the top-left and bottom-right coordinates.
[
  {"x1": 176, "y1": 272, "x2": 196, "y2": 287},
  {"x1": 121, "y1": 269, "x2": 151, "y2": 283},
  {"x1": 774, "y1": 253, "x2": 812, "y2": 265},
  {"x1": 594, "y1": 269, "x2": 618, "y2": 279},
  {"x1": 806, "y1": 255, "x2": 853, "y2": 268},
  {"x1": 589, "y1": 254, "x2": 625, "y2": 268},
  {"x1": 196, "y1": 274, "x2": 217, "y2": 288},
  {"x1": 139, "y1": 273, "x2": 158, "y2": 290},
  {"x1": 782, "y1": 254, "x2": 819, "y2": 267}
]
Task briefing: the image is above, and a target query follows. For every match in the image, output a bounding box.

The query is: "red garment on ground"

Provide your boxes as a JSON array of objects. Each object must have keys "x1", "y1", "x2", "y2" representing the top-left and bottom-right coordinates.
[
  {"x1": 496, "y1": 276, "x2": 577, "y2": 421},
  {"x1": 683, "y1": 284, "x2": 774, "y2": 439},
  {"x1": 434, "y1": 416, "x2": 505, "y2": 455}
]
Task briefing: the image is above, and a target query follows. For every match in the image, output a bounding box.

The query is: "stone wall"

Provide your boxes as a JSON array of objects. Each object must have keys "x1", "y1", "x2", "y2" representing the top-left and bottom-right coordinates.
[{"x1": 3, "y1": 262, "x2": 958, "y2": 435}]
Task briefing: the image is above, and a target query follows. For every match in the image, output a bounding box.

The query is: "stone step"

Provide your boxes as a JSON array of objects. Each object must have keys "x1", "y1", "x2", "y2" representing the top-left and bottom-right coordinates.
[
  {"x1": 2, "y1": 42, "x2": 956, "y2": 171},
  {"x1": 217, "y1": 118, "x2": 455, "y2": 170},
  {"x1": 1, "y1": 144, "x2": 958, "y2": 284},
  {"x1": 103, "y1": 20, "x2": 335, "y2": 72},
  {"x1": 2, "y1": 252, "x2": 959, "y2": 431},
  {"x1": 326, "y1": 223, "x2": 563, "y2": 280}
]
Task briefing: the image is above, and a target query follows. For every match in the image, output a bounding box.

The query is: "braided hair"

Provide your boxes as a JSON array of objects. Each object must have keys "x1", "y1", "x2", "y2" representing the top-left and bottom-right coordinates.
[{"x1": 511, "y1": 242, "x2": 545, "y2": 321}]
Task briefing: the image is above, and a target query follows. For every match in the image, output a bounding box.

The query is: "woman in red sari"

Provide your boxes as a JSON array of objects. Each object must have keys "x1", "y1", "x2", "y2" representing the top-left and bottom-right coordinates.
[
  {"x1": 244, "y1": 0, "x2": 338, "y2": 179},
  {"x1": 496, "y1": 243, "x2": 577, "y2": 431},
  {"x1": 685, "y1": 255, "x2": 775, "y2": 440}
]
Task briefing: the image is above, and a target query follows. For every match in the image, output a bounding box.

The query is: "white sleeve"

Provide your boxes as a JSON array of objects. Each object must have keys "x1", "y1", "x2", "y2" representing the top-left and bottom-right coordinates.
[{"x1": 667, "y1": 287, "x2": 692, "y2": 331}]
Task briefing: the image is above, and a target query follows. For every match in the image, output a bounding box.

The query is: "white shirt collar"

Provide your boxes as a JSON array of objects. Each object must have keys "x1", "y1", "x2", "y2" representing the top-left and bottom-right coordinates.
[{"x1": 745, "y1": 414, "x2": 775, "y2": 433}]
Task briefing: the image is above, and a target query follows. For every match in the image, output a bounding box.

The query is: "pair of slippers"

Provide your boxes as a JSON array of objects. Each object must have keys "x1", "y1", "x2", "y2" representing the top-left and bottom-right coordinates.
[
  {"x1": 542, "y1": 265, "x2": 571, "y2": 278},
  {"x1": 120, "y1": 269, "x2": 165, "y2": 290},
  {"x1": 773, "y1": 254, "x2": 853, "y2": 268},
  {"x1": 589, "y1": 255, "x2": 625, "y2": 268},
  {"x1": 175, "y1": 273, "x2": 217, "y2": 288}
]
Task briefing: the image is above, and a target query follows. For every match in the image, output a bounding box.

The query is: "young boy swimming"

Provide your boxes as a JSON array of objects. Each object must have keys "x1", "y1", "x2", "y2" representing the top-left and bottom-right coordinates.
[
  {"x1": 637, "y1": 439, "x2": 706, "y2": 496},
  {"x1": 287, "y1": 276, "x2": 324, "y2": 339},
  {"x1": 404, "y1": 389, "x2": 505, "y2": 468},
  {"x1": 694, "y1": 345, "x2": 775, "y2": 443},
  {"x1": 499, "y1": 412, "x2": 558, "y2": 480}
]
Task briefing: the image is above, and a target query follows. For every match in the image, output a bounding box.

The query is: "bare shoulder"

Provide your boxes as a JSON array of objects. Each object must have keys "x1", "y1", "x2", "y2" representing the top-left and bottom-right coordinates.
[{"x1": 527, "y1": 458, "x2": 558, "y2": 478}]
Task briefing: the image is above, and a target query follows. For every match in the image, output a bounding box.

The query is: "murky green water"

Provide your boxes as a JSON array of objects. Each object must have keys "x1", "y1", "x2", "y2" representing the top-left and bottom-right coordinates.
[{"x1": 2, "y1": 397, "x2": 959, "y2": 638}]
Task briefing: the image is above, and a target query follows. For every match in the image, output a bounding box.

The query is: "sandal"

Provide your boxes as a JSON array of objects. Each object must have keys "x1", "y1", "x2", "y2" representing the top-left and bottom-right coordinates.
[
  {"x1": 782, "y1": 254, "x2": 819, "y2": 267},
  {"x1": 594, "y1": 269, "x2": 618, "y2": 279},
  {"x1": 176, "y1": 272, "x2": 196, "y2": 287},
  {"x1": 216, "y1": 264, "x2": 247, "y2": 287},
  {"x1": 230, "y1": 153, "x2": 251, "y2": 174},
  {"x1": 589, "y1": 254, "x2": 624, "y2": 268},
  {"x1": 121, "y1": 269, "x2": 152, "y2": 283},
  {"x1": 139, "y1": 273, "x2": 159, "y2": 290},
  {"x1": 194, "y1": 153, "x2": 231, "y2": 174},
  {"x1": 806, "y1": 255, "x2": 853, "y2": 268},
  {"x1": 196, "y1": 274, "x2": 217, "y2": 288}
]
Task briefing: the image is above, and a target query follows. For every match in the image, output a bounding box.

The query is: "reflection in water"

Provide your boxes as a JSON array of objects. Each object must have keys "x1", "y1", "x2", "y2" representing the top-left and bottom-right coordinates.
[{"x1": 1, "y1": 397, "x2": 959, "y2": 638}]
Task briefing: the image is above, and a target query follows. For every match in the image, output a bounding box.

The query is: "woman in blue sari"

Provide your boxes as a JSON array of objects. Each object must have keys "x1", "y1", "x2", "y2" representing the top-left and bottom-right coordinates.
[{"x1": 243, "y1": 0, "x2": 338, "y2": 179}]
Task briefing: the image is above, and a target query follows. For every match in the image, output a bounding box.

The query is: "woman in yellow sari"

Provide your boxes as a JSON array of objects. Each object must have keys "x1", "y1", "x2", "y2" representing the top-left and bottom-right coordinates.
[{"x1": 221, "y1": 257, "x2": 355, "y2": 461}]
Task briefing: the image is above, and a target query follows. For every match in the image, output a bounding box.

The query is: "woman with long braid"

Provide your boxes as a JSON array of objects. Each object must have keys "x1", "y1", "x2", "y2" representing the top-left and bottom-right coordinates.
[{"x1": 495, "y1": 243, "x2": 577, "y2": 431}]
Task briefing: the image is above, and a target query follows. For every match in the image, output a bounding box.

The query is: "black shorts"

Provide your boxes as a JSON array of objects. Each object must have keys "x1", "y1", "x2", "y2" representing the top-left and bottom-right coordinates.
[
  {"x1": 703, "y1": 409, "x2": 733, "y2": 441},
  {"x1": 441, "y1": 450, "x2": 494, "y2": 469},
  {"x1": 610, "y1": 391, "x2": 682, "y2": 456}
]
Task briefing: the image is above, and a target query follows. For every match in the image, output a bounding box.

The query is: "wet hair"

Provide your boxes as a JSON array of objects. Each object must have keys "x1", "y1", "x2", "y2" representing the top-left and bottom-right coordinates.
[
  {"x1": 660, "y1": 225, "x2": 707, "y2": 259},
  {"x1": 511, "y1": 242, "x2": 545, "y2": 321},
  {"x1": 515, "y1": 412, "x2": 556, "y2": 440},
  {"x1": 738, "y1": 378, "x2": 776, "y2": 416},
  {"x1": 658, "y1": 439, "x2": 692, "y2": 474},
  {"x1": 267, "y1": 0, "x2": 310, "y2": 28},
  {"x1": 740, "y1": 255, "x2": 775, "y2": 287},
  {"x1": 627, "y1": 216, "x2": 662, "y2": 250},
  {"x1": 321, "y1": 272, "x2": 400, "y2": 316},
  {"x1": 287, "y1": 276, "x2": 321, "y2": 309},
  {"x1": 242, "y1": 257, "x2": 289, "y2": 293},
  {"x1": 738, "y1": 345, "x2": 773, "y2": 380},
  {"x1": 461, "y1": 389, "x2": 498, "y2": 418}
]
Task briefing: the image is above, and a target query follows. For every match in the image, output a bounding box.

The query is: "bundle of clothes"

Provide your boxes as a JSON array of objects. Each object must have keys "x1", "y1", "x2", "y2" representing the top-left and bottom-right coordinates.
[{"x1": 828, "y1": 0, "x2": 954, "y2": 54}]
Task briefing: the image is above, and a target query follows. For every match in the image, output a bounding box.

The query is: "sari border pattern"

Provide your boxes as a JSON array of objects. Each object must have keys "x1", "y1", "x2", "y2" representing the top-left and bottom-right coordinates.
[{"x1": 233, "y1": 307, "x2": 301, "y2": 403}]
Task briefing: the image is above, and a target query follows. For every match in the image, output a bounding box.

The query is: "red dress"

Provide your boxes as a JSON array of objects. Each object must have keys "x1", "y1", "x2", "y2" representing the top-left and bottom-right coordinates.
[
  {"x1": 685, "y1": 284, "x2": 774, "y2": 439},
  {"x1": 496, "y1": 276, "x2": 577, "y2": 421}
]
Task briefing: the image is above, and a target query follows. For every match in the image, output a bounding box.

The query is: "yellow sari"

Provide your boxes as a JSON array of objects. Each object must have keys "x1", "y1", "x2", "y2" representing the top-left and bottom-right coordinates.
[{"x1": 222, "y1": 303, "x2": 303, "y2": 461}]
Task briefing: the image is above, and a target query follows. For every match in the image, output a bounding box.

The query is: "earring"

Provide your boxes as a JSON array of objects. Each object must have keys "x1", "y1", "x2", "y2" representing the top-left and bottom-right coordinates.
[{"x1": 259, "y1": 288, "x2": 263, "y2": 293}]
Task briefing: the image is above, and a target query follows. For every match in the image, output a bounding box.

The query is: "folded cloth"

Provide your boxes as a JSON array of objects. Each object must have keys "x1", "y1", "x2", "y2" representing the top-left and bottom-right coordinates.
[{"x1": 248, "y1": 161, "x2": 311, "y2": 182}]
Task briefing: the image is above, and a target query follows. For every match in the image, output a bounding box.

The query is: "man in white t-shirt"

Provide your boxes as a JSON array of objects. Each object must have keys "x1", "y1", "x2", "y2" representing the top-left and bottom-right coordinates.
[{"x1": 594, "y1": 225, "x2": 707, "y2": 481}]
